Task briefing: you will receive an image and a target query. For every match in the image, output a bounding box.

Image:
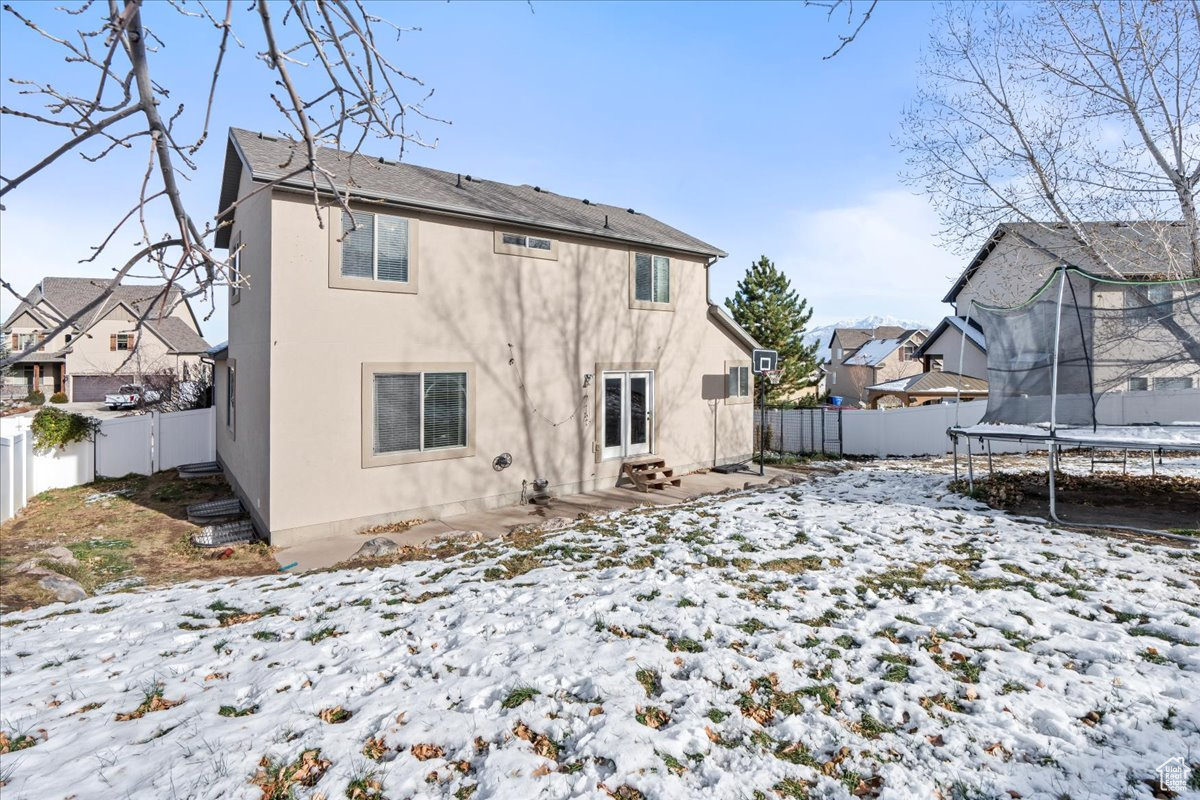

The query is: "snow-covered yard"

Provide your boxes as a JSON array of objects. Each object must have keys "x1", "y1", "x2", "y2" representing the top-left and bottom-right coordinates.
[{"x1": 1, "y1": 464, "x2": 1198, "y2": 800}]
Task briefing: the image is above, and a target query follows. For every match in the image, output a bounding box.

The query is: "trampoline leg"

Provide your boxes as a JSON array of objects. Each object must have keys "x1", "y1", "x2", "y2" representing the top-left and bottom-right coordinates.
[
  {"x1": 1048, "y1": 446, "x2": 1061, "y2": 523},
  {"x1": 986, "y1": 439, "x2": 993, "y2": 479},
  {"x1": 952, "y1": 435, "x2": 959, "y2": 483},
  {"x1": 967, "y1": 437, "x2": 974, "y2": 492}
]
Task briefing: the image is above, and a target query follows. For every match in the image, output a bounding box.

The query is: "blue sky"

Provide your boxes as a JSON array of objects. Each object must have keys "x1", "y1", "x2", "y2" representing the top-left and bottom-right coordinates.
[{"x1": 0, "y1": 0, "x2": 964, "y2": 343}]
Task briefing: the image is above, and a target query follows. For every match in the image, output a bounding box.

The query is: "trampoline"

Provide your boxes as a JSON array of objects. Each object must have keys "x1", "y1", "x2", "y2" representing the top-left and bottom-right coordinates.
[{"x1": 947, "y1": 265, "x2": 1200, "y2": 535}]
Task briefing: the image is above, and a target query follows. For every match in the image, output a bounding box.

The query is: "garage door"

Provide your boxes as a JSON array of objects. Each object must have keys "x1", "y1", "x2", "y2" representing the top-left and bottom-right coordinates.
[{"x1": 72, "y1": 375, "x2": 136, "y2": 402}]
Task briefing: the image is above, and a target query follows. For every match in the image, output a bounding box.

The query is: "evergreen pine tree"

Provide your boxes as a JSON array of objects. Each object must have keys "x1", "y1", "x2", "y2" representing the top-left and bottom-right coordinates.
[{"x1": 724, "y1": 256, "x2": 819, "y2": 398}]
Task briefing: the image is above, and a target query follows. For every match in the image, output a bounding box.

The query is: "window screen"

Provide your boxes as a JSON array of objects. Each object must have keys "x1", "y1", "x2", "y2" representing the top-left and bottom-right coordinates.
[
  {"x1": 728, "y1": 366, "x2": 749, "y2": 397},
  {"x1": 634, "y1": 254, "x2": 652, "y2": 301},
  {"x1": 374, "y1": 373, "x2": 420, "y2": 454},
  {"x1": 1154, "y1": 376, "x2": 1193, "y2": 390},
  {"x1": 341, "y1": 211, "x2": 375, "y2": 279},
  {"x1": 1128, "y1": 376, "x2": 1149, "y2": 391},
  {"x1": 376, "y1": 216, "x2": 409, "y2": 282},
  {"x1": 528, "y1": 237, "x2": 552, "y2": 250},
  {"x1": 653, "y1": 256, "x2": 670, "y2": 303},
  {"x1": 423, "y1": 372, "x2": 467, "y2": 450}
]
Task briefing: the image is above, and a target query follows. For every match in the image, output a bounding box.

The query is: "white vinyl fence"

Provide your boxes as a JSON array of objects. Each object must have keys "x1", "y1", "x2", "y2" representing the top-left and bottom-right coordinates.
[
  {"x1": 0, "y1": 407, "x2": 215, "y2": 522},
  {"x1": 836, "y1": 388, "x2": 1200, "y2": 458}
]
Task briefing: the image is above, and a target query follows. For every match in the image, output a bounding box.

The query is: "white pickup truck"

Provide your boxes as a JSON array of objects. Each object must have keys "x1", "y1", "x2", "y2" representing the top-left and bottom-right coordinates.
[{"x1": 105, "y1": 384, "x2": 161, "y2": 410}]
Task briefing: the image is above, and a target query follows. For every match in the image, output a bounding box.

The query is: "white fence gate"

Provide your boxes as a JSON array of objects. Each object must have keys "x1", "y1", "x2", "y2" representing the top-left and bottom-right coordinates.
[{"x1": 0, "y1": 407, "x2": 215, "y2": 522}]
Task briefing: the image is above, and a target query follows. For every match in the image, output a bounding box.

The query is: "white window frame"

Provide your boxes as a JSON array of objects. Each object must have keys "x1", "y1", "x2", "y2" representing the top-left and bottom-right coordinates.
[
  {"x1": 1125, "y1": 284, "x2": 1173, "y2": 322},
  {"x1": 494, "y1": 230, "x2": 558, "y2": 260},
  {"x1": 361, "y1": 362, "x2": 476, "y2": 468},
  {"x1": 329, "y1": 208, "x2": 420, "y2": 294},
  {"x1": 114, "y1": 332, "x2": 134, "y2": 351},
  {"x1": 1128, "y1": 376, "x2": 1149, "y2": 392}
]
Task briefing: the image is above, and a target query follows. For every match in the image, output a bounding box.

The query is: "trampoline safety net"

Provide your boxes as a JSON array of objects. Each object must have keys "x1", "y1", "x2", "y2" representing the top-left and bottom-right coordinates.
[{"x1": 970, "y1": 268, "x2": 1200, "y2": 427}]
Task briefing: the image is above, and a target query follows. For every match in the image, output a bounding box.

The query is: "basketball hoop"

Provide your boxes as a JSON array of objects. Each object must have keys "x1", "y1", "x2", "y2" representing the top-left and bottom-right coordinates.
[{"x1": 762, "y1": 369, "x2": 782, "y2": 386}]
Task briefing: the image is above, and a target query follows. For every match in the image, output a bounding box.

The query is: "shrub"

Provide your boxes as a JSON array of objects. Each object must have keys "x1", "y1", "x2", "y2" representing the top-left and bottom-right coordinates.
[
  {"x1": 49, "y1": 391, "x2": 68, "y2": 404},
  {"x1": 26, "y1": 389, "x2": 45, "y2": 406},
  {"x1": 30, "y1": 407, "x2": 101, "y2": 453}
]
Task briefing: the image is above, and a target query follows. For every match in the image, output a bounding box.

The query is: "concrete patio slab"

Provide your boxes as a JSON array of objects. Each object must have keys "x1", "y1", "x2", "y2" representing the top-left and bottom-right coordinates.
[{"x1": 273, "y1": 466, "x2": 797, "y2": 572}]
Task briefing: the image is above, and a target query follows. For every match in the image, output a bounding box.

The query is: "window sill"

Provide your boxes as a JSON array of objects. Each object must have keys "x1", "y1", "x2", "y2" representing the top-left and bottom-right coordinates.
[
  {"x1": 725, "y1": 395, "x2": 752, "y2": 405},
  {"x1": 628, "y1": 299, "x2": 675, "y2": 312},
  {"x1": 362, "y1": 444, "x2": 475, "y2": 469},
  {"x1": 330, "y1": 274, "x2": 418, "y2": 294}
]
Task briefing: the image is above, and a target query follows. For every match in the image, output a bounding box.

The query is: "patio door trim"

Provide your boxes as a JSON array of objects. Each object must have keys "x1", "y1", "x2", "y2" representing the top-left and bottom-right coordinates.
[{"x1": 594, "y1": 361, "x2": 658, "y2": 463}]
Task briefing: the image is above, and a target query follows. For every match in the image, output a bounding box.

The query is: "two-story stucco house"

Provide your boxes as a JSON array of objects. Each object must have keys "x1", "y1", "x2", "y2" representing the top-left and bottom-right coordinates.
[
  {"x1": 211, "y1": 129, "x2": 758, "y2": 545},
  {"x1": 2, "y1": 278, "x2": 210, "y2": 401},
  {"x1": 825, "y1": 326, "x2": 928, "y2": 407},
  {"x1": 933, "y1": 221, "x2": 1200, "y2": 394}
]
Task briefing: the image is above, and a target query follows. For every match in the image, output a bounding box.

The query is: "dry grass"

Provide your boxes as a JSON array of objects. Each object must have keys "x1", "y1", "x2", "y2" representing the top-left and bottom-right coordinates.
[{"x1": 0, "y1": 472, "x2": 277, "y2": 612}]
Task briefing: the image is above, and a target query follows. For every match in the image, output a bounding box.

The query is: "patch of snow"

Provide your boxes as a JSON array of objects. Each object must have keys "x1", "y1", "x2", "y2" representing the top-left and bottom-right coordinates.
[{"x1": 1, "y1": 464, "x2": 1198, "y2": 799}]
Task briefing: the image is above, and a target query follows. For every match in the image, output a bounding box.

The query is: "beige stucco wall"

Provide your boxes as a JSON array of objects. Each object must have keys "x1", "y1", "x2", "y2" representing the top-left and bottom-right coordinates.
[
  {"x1": 215, "y1": 167, "x2": 273, "y2": 534},
  {"x1": 225, "y1": 189, "x2": 752, "y2": 544},
  {"x1": 954, "y1": 236, "x2": 1061, "y2": 315},
  {"x1": 827, "y1": 332, "x2": 925, "y2": 405}
]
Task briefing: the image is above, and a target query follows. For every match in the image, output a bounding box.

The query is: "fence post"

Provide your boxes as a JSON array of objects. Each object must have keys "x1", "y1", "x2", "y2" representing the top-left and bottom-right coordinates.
[{"x1": 151, "y1": 411, "x2": 160, "y2": 474}]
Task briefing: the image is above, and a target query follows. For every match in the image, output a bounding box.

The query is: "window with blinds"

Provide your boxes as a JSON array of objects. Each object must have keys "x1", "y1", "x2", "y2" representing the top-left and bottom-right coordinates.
[
  {"x1": 342, "y1": 210, "x2": 410, "y2": 282},
  {"x1": 634, "y1": 253, "x2": 670, "y2": 303},
  {"x1": 372, "y1": 370, "x2": 467, "y2": 455}
]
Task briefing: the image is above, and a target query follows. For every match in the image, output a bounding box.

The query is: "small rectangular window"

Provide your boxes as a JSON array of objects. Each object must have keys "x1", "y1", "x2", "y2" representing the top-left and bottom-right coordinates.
[
  {"x1": 226, "y1": 364, "x2": 236, "y2": 431},
  {"x1": 112, "y1": 333, "x2": 135, "y2": 351},
  {"x1": 634, "y1": 253, "x2": 670, "y2": 304},
  {"x1": 500, "y1": 232, "x2": 554, "y2": 253},
  {"x1": 1128, "y1": 376, "x2": 1149, "y2": 391},
  {"x1": 230, "y1": 241, "x2": 242, "y2": 303},
  {"x1": 342, "y1": 210, "x2": 409, "y2": 283},
  {"x1": 1153, "y1": 376, "x2": 1193, "y2": 390}
]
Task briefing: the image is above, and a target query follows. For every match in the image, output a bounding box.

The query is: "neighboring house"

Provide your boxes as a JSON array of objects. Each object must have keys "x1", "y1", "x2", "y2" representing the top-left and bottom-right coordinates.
[
  {"x1": 2, "y1": 278, "x2": 210, "y2": 401},
  {"x1": 825, "y1": 326, "x2": 927, "y2": 406},
  {"x1": 942, "y1": 221, "x2": 1199, "y2": 394},
  {"x1": 211, "y1": 128, "x2": 758, "y2": 545}
]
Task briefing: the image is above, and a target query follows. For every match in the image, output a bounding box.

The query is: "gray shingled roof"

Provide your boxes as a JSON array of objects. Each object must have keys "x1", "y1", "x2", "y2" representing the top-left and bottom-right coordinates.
[
  {"x1": 945, "y1": 221, "x2": 1194, "y2": 302},
  {"x1": 217, "y1": 128, "x2": 726, "y2": 258},
  {"x1": 3, "y1": 277, "x2": 209, "y2": 353},
  {"x1": 830, "y1": 326, "x2": 911, "y2": 355}
]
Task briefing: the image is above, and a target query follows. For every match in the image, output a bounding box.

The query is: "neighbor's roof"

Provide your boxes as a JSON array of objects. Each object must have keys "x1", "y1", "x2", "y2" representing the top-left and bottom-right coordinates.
[
  {"x1": 217, "y1": 128, "x2": 726, "y2": 258},
  {"x1": 3, "y1": 277, "x2": 209, "y2": 353},
  {"x1": 914, "y1": 316, "x2": 986, "y2": 359},
  {"x1": 206, "y1": 341, "x2": 229, "y2": 360},
  {"x1": 944, "y1": 221, "x2": 1193, "y2": 303},
  {"x1": 837, "y1": 328, "x2": 925, "y2": 367},
  {"x1": 828, "y1": 325, "x2": 909, "y2": 352},
  {"x1": 867, "y1": 371, "x2": 989, "y2": 395}
]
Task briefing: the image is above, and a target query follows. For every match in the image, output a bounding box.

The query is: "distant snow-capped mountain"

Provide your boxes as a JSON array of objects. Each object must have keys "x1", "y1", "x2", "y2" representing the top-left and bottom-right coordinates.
[{"x1": 804, "y1": 315, "x2": 934, "y2": 363}]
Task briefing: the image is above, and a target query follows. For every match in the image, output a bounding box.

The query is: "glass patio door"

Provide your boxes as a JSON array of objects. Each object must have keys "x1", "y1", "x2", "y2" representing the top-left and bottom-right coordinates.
[{"x1": 601, "y1": 370, "x2": 653, "y2": 460}]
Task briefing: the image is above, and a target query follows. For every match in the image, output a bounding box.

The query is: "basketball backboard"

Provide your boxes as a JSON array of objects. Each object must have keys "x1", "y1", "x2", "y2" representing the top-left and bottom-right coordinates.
[{"x1": 751, "y1": 348, "x2": 779, "y2": 374}]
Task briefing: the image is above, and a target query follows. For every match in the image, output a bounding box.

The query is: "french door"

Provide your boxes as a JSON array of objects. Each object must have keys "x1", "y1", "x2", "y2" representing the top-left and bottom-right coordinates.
[{"x1": 601, "y1": 370, "x2": 653, "y2": 460}]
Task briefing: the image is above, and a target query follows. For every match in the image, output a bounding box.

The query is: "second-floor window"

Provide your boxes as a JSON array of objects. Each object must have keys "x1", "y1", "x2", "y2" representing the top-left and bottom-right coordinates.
[
  {"x1": 1126, "y1": 284, "x2": 1173, "y2": 323},
  {"x1": 111, "y1": 333, "x2": 136, "y2": 351},
  {"x1": 342, "y1": 210, "x2": 410, "y2": 283},
  {"x1": 501, "y1": 233, "x2": 552, "y2": 251},
  {"x1": 634, "y1": 253, "x2": 670, "y2": 304},
  {"x1": 902, "y1": 344, "x2": 917, "y2": 361},
  {"x1": 11, "y1": 332, "x2": 42, "y2": 351}
]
